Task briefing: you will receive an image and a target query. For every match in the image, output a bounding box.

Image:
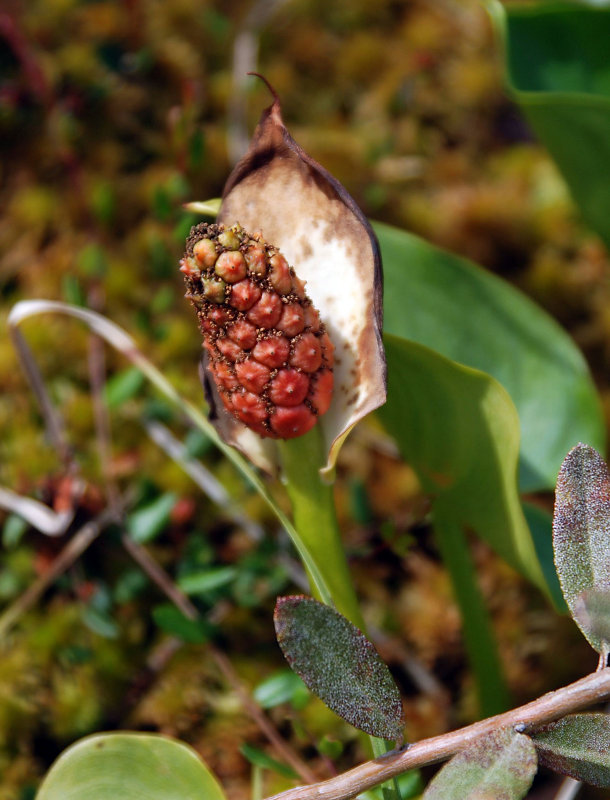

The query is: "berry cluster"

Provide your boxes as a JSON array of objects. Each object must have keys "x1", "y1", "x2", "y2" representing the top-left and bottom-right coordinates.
[{"x1": 181, "y1": 223, "x2": 334, "y2": 439}]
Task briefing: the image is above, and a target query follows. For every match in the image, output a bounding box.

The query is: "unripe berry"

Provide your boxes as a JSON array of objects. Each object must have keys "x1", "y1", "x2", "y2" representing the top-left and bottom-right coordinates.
[{"x1": 181, "y1": 222, "x2": 334, "y2": 439}]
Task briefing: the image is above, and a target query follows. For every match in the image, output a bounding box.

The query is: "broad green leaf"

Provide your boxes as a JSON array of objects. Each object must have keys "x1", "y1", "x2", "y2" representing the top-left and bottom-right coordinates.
[
  {"x1": 533, "y1": 713, "x2": 610, "y2": 786},
  {"x1": 423, "y1": 728, "x2": 537, "y2": 800},
  {"x1": 378, "y1": 334, "x2": 546, "y2": 593},
  {"x1": 488, "y1": 0, "x2": 610, "y2": 248},
  {"x1": 127, "y1": 492, "x2": 177, "y2": 544},
  {"x1": 377, "y1": 222, "x2": 604, "y2": 492},
  {"x1": 553, "y1": 444, "x2": 610, "y2": 654},
  {"x1": 36, "y1": 732, "x2": 227, "y2": 800},
  {"x1": 274, "y1": 595, "x2": 405, "y2": 741}
]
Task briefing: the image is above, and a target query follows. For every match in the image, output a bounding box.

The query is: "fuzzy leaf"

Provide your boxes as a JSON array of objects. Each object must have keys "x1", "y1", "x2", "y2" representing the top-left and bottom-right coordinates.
[
  {"x1": 423, "y1": 728, "x2": 537, "y2": 800},
  {"x1": 572, "y1": 588, "x2": 610, "y2": 654},
  {"x1": 533, "y1": 713, "x2": 610, "y2": 787},
  {"x1": 553, "y1": 443, "x2": 610, "y2": 655},
  {"x1": 216, "y1": 83, "x2": 386, "y2": 475},
  {"x1": 36, "y1": 733, "x2": 226, "y2": 800},
  {"x1": 274, "y1": 595, "x2": 404, "y2": 740}
]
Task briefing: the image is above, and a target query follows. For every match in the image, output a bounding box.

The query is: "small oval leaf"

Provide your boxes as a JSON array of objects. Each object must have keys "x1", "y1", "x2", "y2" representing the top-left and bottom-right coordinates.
[
  {"x1": 274, "y1": 595, "x2": 404, "y2": 740},
  {"x1": 533, "y1": 713, "x2": 610, "y2": 787},
  {"x1": 36, "y1": 732, "x2": 227, "y2": 800},
  {"x1": 423, "y1": 728, "x2": 537, "y2": 800},
  {"x1": 572, "y1": 589, "x2": 610, "y2": 658},
  {"x1": 553, "y1": 443, "x2": 610, "y2": 654}
]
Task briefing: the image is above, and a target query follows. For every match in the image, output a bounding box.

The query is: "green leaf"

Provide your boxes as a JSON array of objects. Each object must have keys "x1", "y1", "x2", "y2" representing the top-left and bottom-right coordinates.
[
  {"x1": 533, "y1": 713, "x2": 610, "y2": 787},
  {"x1": 239, "y1": 743, "x2": 297, "y2": 779},
  {"x1": 488, "y1": 0, "x2": 610, "y2": 248},
  {"x1": 104, "y1": 366, "x2": 145, "y2": 409},
  {"x1": 522, "y1": 502, "x2": 566, "y2": 611},
  {"x1": 553, "y1": 443, "x2": 610, "y2": 655},
  {"x1": 127, "y1": 492, "x2": 177, "y2": 544},
  {"x1": 274, "y1": 595, "x2": 405, "y2": 741},
  {"x1": 177, "y1": 566, "x2": 237, "y2": 595},
  {"x1": 377, "y1": 222, "x2": 604, "y2": 492},
  {"x1": 36, "y1": 732, "x2": 227, "y2": 800},
  {"x1": 184, "y1": 198, "x2": 222, "y2": 216},
  {"x1": 378, "y1": 334, "x2": 546, "y2": 593},
  {"x1": 253, "y1": 668, "x2": 309, "y2": 709},
  {"x1": 152, "y1": 604, "x2": 213, "y2": 644},
  {"x1": 572, "y1": 589, "x2": 610, "y2": 652},
  {"x1": 423, "y1": 728, "x2": 537, "y2": 800}
]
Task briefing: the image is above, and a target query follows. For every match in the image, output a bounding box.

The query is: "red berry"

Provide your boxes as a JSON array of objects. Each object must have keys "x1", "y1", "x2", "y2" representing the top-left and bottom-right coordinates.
[
  {"x1": 277, "y1": 303, "x2": 305, "y2": 336},
  {"x1": 269, "y1": 368, "x2": 309, "y2": 407},
  {"x1": 269, "y1": 253, "x2": 292, "y2": 294},
  {"x1": 247, "y1": 291, "x2": 282, "y2": 328},
  {"x1": 232, "y1": 391, "x2": 268, "y2": 425},
  {"x1": 216, "y1": 337, "x2": 243, "y2": 362},
  {"x1": 213, "y1": 361, "x2": 239, "y2": 391},
  {"x1": 235, "y1": 360, "x2": 271, "y2": 394},
  {"x1": 209, "y1": 307, "x2": 234, "y2": 326},
  {"x1": 309, "y1": 369, "x2": 333, "y2": 414},
  {"x1": 304, "y1": 304, "x2": 321, "y2": 332},
  {"x1": 319, "y1": 331, "x2": 335, "y2": 366},
  {"x1": 193, "y1": 238, "x2": 218, "y2": 268},
  {"x1": 290, "y1": 332, "x2": 322, "y2": 372},
  {"x1": 227, "y1": 319, "x2": 257, "y2": 350},
  {"x1": 229, "y1": 279, "x2": 262, "y2": 311},
  {"x1": 244, "y1": 244, "x2": 267, "y2": 276},
  {"x1": 270, "y1": 405, "x2": 317, "y2": 438},
  {"x1": 215, "y1": 251, "x2": 247, "y2": 283},
  {"x1": 252, "y1": 335, "x2": 290, "y2": 368}
]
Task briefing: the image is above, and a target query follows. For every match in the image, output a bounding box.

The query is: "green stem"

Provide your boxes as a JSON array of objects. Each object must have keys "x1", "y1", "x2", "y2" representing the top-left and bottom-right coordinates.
[
  {"x1": 434, "y1": 502, "x2": 510, "y2": 717},
  {"x1": 277, "y1": 427, "x2": 364, "y2": 629},
  {"x1": 279, "y1": 426, "x2": 400, "y2": 800}
]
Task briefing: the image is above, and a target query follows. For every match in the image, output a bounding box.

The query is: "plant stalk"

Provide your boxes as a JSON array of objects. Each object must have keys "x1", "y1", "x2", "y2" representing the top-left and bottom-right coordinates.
[
  {"x1": 265, "y1": 667, "x2": 610, "y2": 800},
  {"x1": 434, "y1": 502, "x2": 510, "y2": 717}
]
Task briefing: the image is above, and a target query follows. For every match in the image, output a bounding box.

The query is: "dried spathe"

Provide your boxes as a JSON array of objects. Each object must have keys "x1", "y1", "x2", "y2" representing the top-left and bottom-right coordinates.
[{"x1": 181, "y1": 222, "x2": 334, "y2": 439}]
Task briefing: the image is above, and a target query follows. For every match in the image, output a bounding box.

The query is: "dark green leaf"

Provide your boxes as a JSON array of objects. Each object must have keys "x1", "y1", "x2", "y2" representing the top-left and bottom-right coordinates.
[
  {"x1": 522, "y1": 502, "x2": 566, "y2": 611},
  {"x1": 274, "y1": 595, "x2": 404, "y2": 741},
  {"x1": 377, "y1": 221, "x2": 604, "y2": 492},
  {"x1": 152, "y1": 604, "x2": 212, "y2": 644},
  {"x1": 489, "y1": 0, "x2": 610, "y2": 248},
  {"x1": 36, "y1": 733, "x2": 226, "y2": 800},
  {"x1": 553, "y1": 444, "x2": 610, "y2": 654},
  {"x1": 379, "y1": 334, "x2": 546, "y2": 593},
  {"x1": 239, "y1": 744, "x2": 296, "y2": 779},
  {"x1": 127, "y1": 492, "x2": 177, "y2": 544},
  {"x1": 533, "y1": 713, "x2": 610, "y2": 787},
  {"x1": 423, "y1": 728, "x2": 537, "y2": 800}
]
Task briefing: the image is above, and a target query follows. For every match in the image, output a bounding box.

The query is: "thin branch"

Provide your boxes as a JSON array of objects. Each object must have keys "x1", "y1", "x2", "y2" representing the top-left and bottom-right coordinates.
[
  {"x1": 265, "y1": 668, "x2": 610, "y2": 800},
  {"x1": 0, "y1": 486, "x2": 74, "y2": 537},
  {"x1": 553, "y1": 777, "x2": 582, "y2": 800}
]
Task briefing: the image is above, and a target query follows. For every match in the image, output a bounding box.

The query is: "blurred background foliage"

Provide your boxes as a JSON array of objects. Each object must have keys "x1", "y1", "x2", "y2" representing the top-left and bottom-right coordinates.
[{"x1": 1, "y1": 0, "x2": 610, "y2": 797}]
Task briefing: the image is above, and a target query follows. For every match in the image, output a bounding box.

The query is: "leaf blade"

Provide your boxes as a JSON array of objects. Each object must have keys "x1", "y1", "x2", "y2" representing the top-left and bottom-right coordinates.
[
  {"x1": 553, "y1": 443, "x2": 610, "y2": 653},
  {"x1": 274, "y1": 595, "x2": 404, "y2": 741},
  {"x1": 533, "y1": 713, "x2": 610, "y2": 787},
  {"x1": 36, "y1": 732, "x2": 226, "y2": 800},
  {"x1": 423, "y1": 729, "x2": 537, "y2": 800}
]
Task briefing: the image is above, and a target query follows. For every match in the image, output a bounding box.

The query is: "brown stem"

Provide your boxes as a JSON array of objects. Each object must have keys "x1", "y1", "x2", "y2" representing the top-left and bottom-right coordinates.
[{"x1": 266, "y1": 668, "x2": 610, "y2": 800}]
